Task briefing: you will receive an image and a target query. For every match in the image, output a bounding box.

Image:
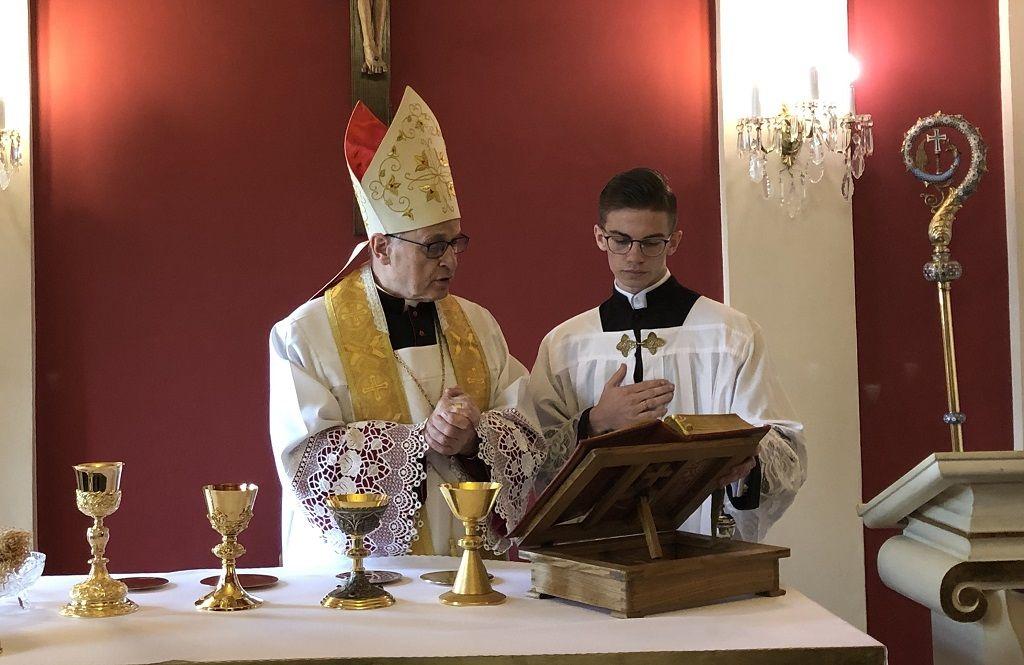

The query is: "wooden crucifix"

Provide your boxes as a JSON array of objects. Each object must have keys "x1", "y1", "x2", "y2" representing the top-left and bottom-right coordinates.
[{"x1": 350, "y1": 0, "x2": 390, "y2": 236}]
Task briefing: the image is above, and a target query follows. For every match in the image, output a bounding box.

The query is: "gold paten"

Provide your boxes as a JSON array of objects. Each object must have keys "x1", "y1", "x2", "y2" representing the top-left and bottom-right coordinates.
[
  {"x1": 321, "y1": 493, "x2": 395, "y2": 610},
  {"x1": 195, "y1": 483, "x2": 263, "y2": 612},
  {"x1": 438, "y1": 482, "x2": 505, "y2": 607},
  {"x1": 61, "y1": 462, "x2": 139, "y2": 618}
]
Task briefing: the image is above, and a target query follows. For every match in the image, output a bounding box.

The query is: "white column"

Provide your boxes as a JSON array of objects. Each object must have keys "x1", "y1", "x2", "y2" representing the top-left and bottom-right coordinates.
[
  {"x1": 716, "y1": 0, "x2": 867, "y2": 629},
  {"x1": 0, "y1": 0, "x2": 35, "y2": 535},
  {"x1": 1000, "y1": 0, "x2": 1024, "y2": 452}
]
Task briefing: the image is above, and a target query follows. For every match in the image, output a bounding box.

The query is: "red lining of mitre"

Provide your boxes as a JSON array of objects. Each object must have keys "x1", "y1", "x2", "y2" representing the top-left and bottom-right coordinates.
[{"x1": 344, "y1": 102, "x2": 388, "y2": 180}]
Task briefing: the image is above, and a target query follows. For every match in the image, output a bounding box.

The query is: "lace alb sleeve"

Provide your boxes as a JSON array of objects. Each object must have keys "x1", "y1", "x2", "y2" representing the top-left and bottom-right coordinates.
[
  {"x1": 291, "y1": 421, "x2": 428, "y2": 556},
  {"x1": 474, "y1": 408, "x2": 546, "y2": 553}
]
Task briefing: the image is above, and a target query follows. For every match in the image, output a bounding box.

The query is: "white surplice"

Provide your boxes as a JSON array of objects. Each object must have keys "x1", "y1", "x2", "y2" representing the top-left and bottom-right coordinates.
[
  {"x1": 528, "y1": 273, "x2": 806, "y2": 542},
  {"x1": 270, "y1": 271, "x2": 542, "y2": 568}
]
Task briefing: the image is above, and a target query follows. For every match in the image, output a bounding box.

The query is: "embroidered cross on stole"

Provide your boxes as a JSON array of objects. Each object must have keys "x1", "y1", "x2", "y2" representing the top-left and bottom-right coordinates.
[{"x1": 323, "y1": 265, "x2": 492, "y2": 554}]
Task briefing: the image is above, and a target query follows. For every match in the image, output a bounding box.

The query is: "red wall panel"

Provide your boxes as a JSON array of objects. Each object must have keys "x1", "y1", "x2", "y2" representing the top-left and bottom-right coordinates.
[
  {"x1": 389, "y1": 1, "x2": 722, "y2": 360},
  {"x1": 849, "y1": 1, "x2": 1012, "y2": 662},
  {"x1": 33, "y1": 1, "x2": 720, "y2": 572}
]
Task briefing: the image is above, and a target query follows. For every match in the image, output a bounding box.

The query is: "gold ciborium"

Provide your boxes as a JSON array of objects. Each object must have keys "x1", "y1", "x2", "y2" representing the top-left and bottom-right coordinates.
[
  {"x1": 61, "y1": 462, "x2": 139, "y2": 618},
  {"x1": 321, "y1": 493, "x2": 394, "y2": 610},
  {"x1": 195, "y1": 483, "x2": 262, "y2": 612},
  {"x1": 439, "y1": 481, "x2": 505, "y2": 606}
]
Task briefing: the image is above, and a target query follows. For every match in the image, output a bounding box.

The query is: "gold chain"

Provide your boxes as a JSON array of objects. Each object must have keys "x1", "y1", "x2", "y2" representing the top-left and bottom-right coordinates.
[{"x1": 393, "y1": 320, "x2": 446, "y2": 410}]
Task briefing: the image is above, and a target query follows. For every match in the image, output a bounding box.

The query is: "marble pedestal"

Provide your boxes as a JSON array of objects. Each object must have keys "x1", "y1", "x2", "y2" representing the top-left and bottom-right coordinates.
[{"x1": 859, "y1": 451, "x2": 1024, "y2": 665}]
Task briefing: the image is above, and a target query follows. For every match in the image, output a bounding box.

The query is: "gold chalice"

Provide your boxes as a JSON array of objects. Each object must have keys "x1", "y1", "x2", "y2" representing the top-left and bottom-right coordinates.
[
  {"x1": 321, "y1": 493, "x2": 394, "y2": 610},
  {"x1": 438, "y1": 481, "x2": 505, "y2": 606},
  {"x1": 195, "y1": 483, "x2": 262, "y2": 612},
  {"x1": 61, "y1": 462, "x2": 139, "y2": 618}
]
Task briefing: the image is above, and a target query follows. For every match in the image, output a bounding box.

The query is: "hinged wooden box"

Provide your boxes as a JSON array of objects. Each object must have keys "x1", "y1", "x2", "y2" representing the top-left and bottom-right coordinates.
[{"x1": 512, "y1": 414, "x2": 790, "y2": 618}]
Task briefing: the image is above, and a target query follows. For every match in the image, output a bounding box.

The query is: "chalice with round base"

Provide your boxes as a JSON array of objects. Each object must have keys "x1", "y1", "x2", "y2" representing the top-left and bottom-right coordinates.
[
  {"x1": 195, "y1": 483, "x2": 263, "y2": 612},
  {"x1": 439, "y1": 481, "x2": 506, "y2": 607},
  {"x1": 321, "y1": 493, "x2": 395, "y2": 610},
  {"x1": 61, "y1": 462, "x2": 139, "y2": 618}
]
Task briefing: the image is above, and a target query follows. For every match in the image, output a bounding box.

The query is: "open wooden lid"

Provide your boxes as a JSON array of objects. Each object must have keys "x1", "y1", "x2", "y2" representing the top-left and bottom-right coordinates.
[{"x1": 512, "y1": 414, "x2": 768, "y2": 548}]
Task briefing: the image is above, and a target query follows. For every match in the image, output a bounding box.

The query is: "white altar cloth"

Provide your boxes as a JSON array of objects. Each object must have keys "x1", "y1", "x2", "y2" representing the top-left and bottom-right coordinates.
[{"x1": 0, "y1": 556, "x2": 884, "y2": 664}]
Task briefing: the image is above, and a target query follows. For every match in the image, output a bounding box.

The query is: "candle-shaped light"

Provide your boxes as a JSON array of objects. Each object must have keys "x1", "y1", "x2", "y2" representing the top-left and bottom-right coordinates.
[
  {"x1": 751, "y1": 85, "x2": 761, "y2": 117},
  {"x1": 809, "y1": 67, "x2": 820, "y2": 101},
  {"x1": 849, "y1": 84, "x2": 857, "y2": 115}
]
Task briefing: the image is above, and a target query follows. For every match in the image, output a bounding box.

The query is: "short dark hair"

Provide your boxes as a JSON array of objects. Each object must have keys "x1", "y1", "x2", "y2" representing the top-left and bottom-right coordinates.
[{"x1": 598, "y1": 167, "x2": 677, "y2": 230}]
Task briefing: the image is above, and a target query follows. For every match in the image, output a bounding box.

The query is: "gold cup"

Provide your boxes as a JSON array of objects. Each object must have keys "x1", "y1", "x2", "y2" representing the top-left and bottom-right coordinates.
[
  {"x1": 195, "y1": 483, "x2": 262, "y2": 611},
  {"x1": 321, "y1": 493, "x2": 394, "y2": 610},
  {"x1": 438, "y1": 481, "x2": 506, "y2": 606},
  {"x1": 60, "y1": 462, "x2": 139, "y2": 618}
]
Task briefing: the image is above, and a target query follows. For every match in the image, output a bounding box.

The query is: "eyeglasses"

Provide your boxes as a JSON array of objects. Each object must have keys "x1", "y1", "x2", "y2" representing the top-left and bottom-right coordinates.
[
  {"x1": 386, "y1": 234, "x2": 470, "y2": 259},
  {"x1": 600, "y1": 233, "x2": 671, "y2": 257}
]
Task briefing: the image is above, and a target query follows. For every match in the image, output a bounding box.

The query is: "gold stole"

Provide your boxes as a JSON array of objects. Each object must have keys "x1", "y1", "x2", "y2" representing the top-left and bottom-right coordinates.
[{"x1": 324, "y1": 266, "x2": 492, "y2": 554}]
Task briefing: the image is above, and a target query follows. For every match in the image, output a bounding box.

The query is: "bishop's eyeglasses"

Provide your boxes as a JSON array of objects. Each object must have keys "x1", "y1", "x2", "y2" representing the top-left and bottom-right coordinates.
[
  {"x1": 386, "y1": 234, "x2": 470, "y2": 259},
  {"x1": 600, "y1": 233, "x2": 671, "y2": 257}
]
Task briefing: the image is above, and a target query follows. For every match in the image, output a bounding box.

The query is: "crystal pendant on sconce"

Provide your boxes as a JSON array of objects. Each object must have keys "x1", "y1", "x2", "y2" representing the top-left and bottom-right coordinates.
[
  {"x1": 785, "y1": 176, "x2": 801, "y2": 219},
  {"x1": 0, "y1": 168, "x2": 10, "y2": 191},
  {"x1": 749, "y1": 154, "x2": 765, "y2": 183},
  {"x1": 808, "y1": 159, "x2": 825, "y2": 184},
  {"x1": 841, "y1": 170, "x2": 854, "y2": 200},
  {"x1": 852, "y1": 145, "x2": 866, "y2": 179},
  {"x1": 809, "y1": 134, "x2": 825, "y2": 165},
  {"x1": 761, "y1": 172, "x2": 772, "y2": 200},
  {"x1": 864, "y1": 126, "x2": 874, "y2": 156}
]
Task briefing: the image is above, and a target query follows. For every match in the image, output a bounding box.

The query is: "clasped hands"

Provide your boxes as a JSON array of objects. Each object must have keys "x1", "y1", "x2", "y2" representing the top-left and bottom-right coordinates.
[
  {"x1": 588, "y1": 363, "x2": 756, "y2": 489},
  {"x1": 424, "y1": 386, "x2": 480, "y2": 457}
]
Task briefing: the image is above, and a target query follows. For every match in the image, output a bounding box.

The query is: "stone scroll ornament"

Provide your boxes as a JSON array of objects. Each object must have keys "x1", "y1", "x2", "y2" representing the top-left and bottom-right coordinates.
[{"x1": 900, "y1": 112, "x2": 988, "y2": 453}]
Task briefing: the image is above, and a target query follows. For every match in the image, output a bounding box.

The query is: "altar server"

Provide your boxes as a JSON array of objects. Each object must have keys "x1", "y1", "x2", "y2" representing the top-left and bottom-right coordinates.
[
  {"x1": 529, "y1": 168, "x2": 806, "y2": 542},
  {"x1": 270, "y1": 87, "x2": 543, "y2": 567}
]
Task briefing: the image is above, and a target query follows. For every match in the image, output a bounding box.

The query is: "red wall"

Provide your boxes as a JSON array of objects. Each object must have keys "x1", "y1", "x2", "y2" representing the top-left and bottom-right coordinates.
[
  {"x1": 390, "y1": 1, "x2": 723, "y2": 355},
  {"x1": 849, "y1": 1, "x2": 1012, "y2": 663},
  {"x1": 33, "y1": 1, "x2": 721, "y2": 573}
]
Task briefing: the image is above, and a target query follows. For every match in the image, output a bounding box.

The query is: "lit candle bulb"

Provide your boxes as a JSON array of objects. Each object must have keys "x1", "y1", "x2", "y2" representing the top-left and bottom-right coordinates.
[
  {"x1": 751, "y1": 85, "x2": 761, "y2": 117},
  {"x1": 809, "y1": 67, "x2": 819, "y2": 101},
  {"x1": 849, "y1": 84, "x2": 857, "y2": 115}
]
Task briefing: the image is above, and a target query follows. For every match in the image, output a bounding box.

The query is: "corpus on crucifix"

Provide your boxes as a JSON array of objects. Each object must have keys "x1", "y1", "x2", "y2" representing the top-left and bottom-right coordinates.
[{"x1": 356, "y1": 0, "x2": 388, "y2": 74}]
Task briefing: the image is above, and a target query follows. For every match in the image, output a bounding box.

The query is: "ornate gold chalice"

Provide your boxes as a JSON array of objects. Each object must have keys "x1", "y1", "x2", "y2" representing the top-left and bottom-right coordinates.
[
  {"x1": 438, "y1": 481, "x2": 505, "y2": 606},
  {"x1": 321, "y1": 493, "x2": 394, "y2": 610},
  {"x1": 195, "y1": 483, "x2": 262, "y2": 612},
  {"x1": 61, "y1": 462, "x2": 139, "y2": 618}
]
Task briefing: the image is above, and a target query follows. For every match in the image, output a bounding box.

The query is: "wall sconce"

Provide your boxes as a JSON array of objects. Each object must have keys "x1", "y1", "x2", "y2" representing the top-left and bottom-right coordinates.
[
  {"x1": 736, "y1": 66, "x2": 873, "y2": 217},
  {"x1": 0, "y1": 128, "x2": 23, "y2": 191}
]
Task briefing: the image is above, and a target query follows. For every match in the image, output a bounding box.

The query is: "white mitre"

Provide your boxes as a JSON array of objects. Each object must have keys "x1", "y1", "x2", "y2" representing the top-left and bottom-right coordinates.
[{"x1": 340, "y1": 86, "x2": 461, "y2": 269}]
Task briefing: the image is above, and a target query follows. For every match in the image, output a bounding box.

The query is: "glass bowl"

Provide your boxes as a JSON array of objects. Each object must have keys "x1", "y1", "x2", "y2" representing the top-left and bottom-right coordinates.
[{"x1": 0, "y1": 552, "x2": 45, "y2": 608}]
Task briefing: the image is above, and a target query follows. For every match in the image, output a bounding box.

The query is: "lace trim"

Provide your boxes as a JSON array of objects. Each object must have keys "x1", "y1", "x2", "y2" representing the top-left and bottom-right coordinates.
[
  {"x1": 535, "y1": 413, "x2": 581, "y2": 492},
  {"x1": 359, "y1": 264, "x2": 389, "y2": 333},
  {"x1": 758, "y1": 428, "x2": 801, "y2": 497},
  {"x1": 475, "y1": 408, "x2": 546, "y2": 552},
  {"x1": 291, "y1": 421, "x2": 428, "y2": 556}
]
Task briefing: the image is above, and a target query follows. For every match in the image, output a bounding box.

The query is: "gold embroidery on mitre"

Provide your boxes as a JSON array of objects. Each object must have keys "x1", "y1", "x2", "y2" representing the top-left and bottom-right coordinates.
[{"x1": 362, "y1": 91, "x2": 459, "y2": 232}]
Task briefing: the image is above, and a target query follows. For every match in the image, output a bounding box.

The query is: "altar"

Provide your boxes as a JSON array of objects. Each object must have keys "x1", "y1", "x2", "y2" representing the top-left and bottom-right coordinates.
[{"x1": 0, "y1": 556, "x2": 884, "y2": 664}]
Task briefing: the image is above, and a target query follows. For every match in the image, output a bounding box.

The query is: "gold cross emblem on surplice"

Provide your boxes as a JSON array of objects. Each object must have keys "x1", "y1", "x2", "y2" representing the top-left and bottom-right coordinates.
[{"x1": 616, "y1": 332, "x2": 667, "y2": 358}]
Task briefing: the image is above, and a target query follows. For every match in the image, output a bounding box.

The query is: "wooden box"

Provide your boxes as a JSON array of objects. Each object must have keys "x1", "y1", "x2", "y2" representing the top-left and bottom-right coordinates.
[{"x1": 512, "y1": 414, "x2": 790, "y2": 618}]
